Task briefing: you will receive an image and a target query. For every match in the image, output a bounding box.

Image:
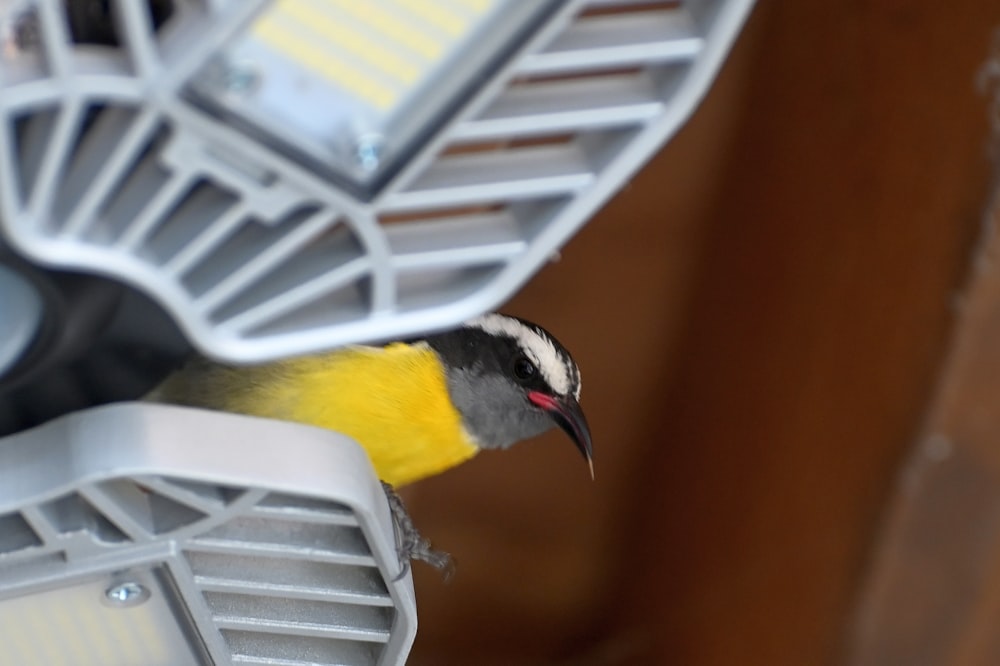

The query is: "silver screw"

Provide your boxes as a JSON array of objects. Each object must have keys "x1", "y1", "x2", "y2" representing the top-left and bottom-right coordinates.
[
  {"x1": 221, "y1": 62, "x2": 259, "y2": 94},
  {"x1": 104, "y1": 582, "x2": 150, "y2": 608},
  {"x1": 352, "y1": 134, "x2": 385, "y2": 172}
]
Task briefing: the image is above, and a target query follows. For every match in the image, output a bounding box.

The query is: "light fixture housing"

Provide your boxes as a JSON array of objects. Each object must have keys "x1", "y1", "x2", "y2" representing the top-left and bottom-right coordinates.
[
  {"x1": 0, "y1": 0, "x2": 755, "y2": 363},
  {"x1": 0, "y1": 403, "x2": 416, "y2": 666}
]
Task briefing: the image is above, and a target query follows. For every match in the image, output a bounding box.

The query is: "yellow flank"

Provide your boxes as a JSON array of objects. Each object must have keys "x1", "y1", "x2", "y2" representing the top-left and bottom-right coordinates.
[{"x1": 220, "y1": 343, "x2": 480, "y2": 487}]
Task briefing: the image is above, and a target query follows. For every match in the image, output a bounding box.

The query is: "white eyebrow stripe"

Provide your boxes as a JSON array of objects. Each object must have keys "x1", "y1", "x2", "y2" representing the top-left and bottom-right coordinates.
[{"x1": 466, "y1": 313, "x2": 576, "y2": 397}]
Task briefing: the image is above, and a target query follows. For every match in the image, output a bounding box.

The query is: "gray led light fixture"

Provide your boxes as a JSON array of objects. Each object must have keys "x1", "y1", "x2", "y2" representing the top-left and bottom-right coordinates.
[
  {"x1": 0, "y1": 0, "x2": 754, "y2": 362},
  {"x1": 0, "y1": 403, "x2": 415, "y2": 666}
]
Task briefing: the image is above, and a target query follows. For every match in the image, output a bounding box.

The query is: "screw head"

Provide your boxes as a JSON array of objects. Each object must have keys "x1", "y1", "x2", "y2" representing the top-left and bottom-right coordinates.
[
  {"x1": 352, "y1": 134, "x2": 385, "y2": 172},
  {"x1": 104, "y1": 582, "x2": 150, "y2": 608},
  {"x1": 221, "y1": 62, "x2": 259, "y2": 94}
]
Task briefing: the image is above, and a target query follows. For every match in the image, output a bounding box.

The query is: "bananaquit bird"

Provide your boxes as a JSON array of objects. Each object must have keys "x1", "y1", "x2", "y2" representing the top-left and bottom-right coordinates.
[{"x1": 150, "y1": 313, "x2": 593, "y2": 569}]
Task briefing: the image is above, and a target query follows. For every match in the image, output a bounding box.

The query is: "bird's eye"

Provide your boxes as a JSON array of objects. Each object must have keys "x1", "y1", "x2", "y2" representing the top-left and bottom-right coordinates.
[{"x1": 512, "y1": 355, "x2": 537, "y2": 382}]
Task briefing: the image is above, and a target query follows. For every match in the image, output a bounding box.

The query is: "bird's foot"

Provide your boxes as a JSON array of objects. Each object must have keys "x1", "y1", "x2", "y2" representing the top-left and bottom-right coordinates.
[{"x1": 381, "y1": 482, "x2": 455, "y2": 581}]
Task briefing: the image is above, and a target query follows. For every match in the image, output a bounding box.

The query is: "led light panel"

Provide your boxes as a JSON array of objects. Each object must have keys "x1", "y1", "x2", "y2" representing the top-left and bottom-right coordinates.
[
  {"x1": 0, "y1": 572, "x2": 203, "y2": 666},
  {"x1": 191, "y1": 0, "x2": 558, "y2": 190}
]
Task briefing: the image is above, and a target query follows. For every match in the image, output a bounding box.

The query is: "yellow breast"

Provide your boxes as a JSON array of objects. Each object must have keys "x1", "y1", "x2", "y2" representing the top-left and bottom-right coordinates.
[{"x1": 222, "y1": 343, "x2": 480, "y2": 487}]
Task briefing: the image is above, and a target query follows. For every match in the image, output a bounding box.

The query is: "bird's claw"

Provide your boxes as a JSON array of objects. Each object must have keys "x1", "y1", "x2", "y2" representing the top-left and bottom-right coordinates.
[
  {"x1": 381, "y1": 482, "x2": 454, "y2": 581},
  {"x1": 392, "y1": 538, "x2": 455, "y2": 583}
]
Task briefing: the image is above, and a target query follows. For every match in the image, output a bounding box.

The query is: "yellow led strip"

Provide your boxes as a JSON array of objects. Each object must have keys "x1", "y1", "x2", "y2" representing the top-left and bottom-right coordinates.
[
  {"x1": 15, "y1": 597, "x2": 63, "y2": 665},
  {"x1": 0, "y1": 583, "x2": 176, "y2": 666},
  {"x1": 454, "y1": 0, "x2": 492, "y2": 11},
  {"x1": 131, "y1": 602, "x2": 171, "y2": 662},
  {"x1": 387, "y1": 0, "x2": 471, "y2": 37},
  {"x1": 86, "y1": 597, "x2": 144, "y2": 665},
  {"x1": 274, "y1": 0, "x2": 421, "y2": 84},
  {"x1": 74, "y1": 596, "x2": 122, "y2": 664},
  {"x1": 50, "y1": 598, "x2": 115, "y2": 664},
  {"x1": 322, "y1": 0, "x2": 445, "y2": 61},
  {"x1": 252, "y1": 16, "x2": 398, "y2": 110},
  {"x1": 2, "y1": 598, "x2": 46, "y2": 665}
]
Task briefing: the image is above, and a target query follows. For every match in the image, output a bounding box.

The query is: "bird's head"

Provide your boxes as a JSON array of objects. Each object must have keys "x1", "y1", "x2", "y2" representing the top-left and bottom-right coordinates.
[{"x1": 424, "y1": 313, "x2": 593, "y2": 477}]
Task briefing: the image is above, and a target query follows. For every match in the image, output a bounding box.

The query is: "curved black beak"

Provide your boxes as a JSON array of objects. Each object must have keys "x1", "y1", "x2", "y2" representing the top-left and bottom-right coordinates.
[{"x1": 528, "y1": 391, "x2": 594, "y2": 479}]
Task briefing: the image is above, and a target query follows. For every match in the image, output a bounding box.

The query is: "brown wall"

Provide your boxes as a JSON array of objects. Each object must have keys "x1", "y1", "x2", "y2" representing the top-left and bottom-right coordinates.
[{"x1": 404, "y1": 2, "x2": 999, "y2": 664}]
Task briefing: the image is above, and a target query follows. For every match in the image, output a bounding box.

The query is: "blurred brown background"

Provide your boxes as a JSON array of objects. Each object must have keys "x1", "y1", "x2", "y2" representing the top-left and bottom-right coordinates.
[{"x1": 403, "y1": 1, "x2": 1000, "y2": 664}]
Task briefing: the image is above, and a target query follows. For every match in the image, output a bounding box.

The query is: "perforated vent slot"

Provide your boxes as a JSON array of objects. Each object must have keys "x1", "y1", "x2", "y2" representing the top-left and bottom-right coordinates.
[
  {"x1": 183, "y1": 488, "x2": 400, "y2": 665},
  {"x1": 221, "y1": 630, "x2": 380, "y2": 666},
  {"x1": 186, "y1": 552, "x2": 391, "y2": 606}
]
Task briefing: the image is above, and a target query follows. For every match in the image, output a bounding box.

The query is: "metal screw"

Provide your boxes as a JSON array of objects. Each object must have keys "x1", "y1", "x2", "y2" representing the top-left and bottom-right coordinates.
[
  {"x1": 104, "y1": 582, "x2": 150, "y2": 608},
  {"x1": 221, "y1": 62, "x2": 259, "y2": 94},
  {"x1": 352, "y1": 134, "x2": 385, "y2": 172}
]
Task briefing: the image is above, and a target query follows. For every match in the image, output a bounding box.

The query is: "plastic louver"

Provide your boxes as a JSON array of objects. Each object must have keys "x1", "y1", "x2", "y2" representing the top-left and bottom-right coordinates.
[
  {"x1": 0, "y1": 403, "x2": 416, "y2": 666},
  {"x1": 0, "y1": 0, "x2": 753, "y2": 362}
]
